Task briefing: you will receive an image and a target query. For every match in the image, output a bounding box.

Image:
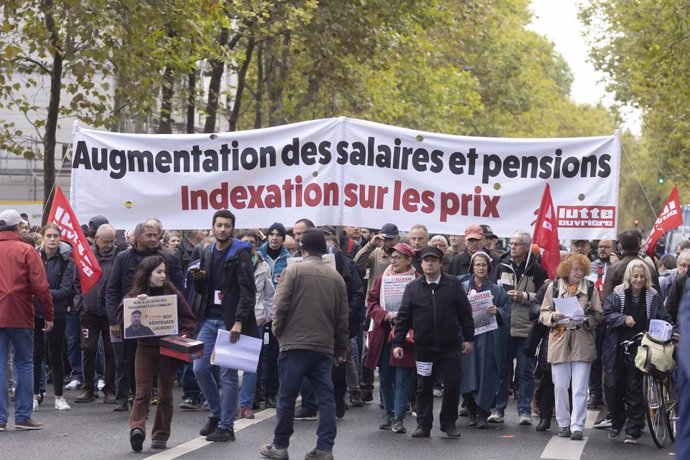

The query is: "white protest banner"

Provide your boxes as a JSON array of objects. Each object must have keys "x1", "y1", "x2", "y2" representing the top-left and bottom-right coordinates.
[
  {"x1": 123, "y1": 295, "x2": 178, "y2": 339},
  {"x1": 467, "y1": 290, "x2": 498, "y2": 336},
  {"x1": 71, "y1": 117, "x2": 620, "y2": 238}
]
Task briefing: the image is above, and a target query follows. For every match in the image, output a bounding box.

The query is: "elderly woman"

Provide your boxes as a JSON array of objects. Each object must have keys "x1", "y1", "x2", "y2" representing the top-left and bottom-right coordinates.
[
  {"x1": 540, "y1": 253, "x2": 602, "y2": 441},
  {"x1": 458, "y1": 252, "x2": 510, "y2": 428},
  {"x1": 602, "y1": 259, "x2": 672, "y2": 444},
  {"x1": 364, "y1": 243, "x2": 419, "y2": 434}
]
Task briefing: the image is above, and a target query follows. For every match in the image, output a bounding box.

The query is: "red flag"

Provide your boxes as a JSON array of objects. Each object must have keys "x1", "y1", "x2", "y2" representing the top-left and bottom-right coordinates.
[
  {"x1": 642, "y1": 184, "x2": 683, "y2": 256},
  {"x1": 532, "y1": 183, "x2": 560, "y2": 279},
  {"x1": 47, "y1": 187, "x2": 102, "y2": 295}
]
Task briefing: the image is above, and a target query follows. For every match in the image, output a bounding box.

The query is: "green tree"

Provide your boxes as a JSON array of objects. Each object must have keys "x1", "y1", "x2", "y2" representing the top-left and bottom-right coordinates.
[{"x1": 581, "y1": 0, "x2": 690, "y2": 207}]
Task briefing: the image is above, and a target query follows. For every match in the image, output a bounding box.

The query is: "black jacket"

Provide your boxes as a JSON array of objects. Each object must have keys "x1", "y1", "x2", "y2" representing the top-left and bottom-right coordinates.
[
  {"x1": 105, "y1": 245, "x2": 185, "y2": 324},
  {"x1": 78, "y1": 244, "x2": 118, "y2": 316},
  {"x1": 602, "y1": 285, "x2": 672, "y2": 374},
  {"x1": 393, "y1": 273, "x2": 474, "y2": 353},
  {"x1": 37, "y1": 245, "x2": 75, "y2": 320},
  {"x1": 193, "y1": 239, "x2": 259, "y2": 337}
]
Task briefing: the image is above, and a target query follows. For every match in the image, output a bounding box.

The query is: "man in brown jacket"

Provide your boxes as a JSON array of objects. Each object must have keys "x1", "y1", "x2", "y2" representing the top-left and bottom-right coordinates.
[{"x1": 261, "y1": 229, "x2": 348, "y2": 460}]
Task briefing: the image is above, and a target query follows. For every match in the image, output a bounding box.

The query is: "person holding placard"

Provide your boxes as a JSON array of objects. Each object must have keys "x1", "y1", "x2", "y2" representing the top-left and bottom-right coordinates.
[
  {"x1": 602, "y1": 259, "x2": 672, "y2": 444},
  {"x1": 458, "y1": 252, "x2": 510, "y2": 429},
  {"x1": 364, "y1": 243, "x2": 419, "y2": 434},
  {"x1": 117, "y1": 255, "x2": 197, "y2": 452},
  {"x1": 539, "y1": 253, "x2": 602, "y2": 441}
]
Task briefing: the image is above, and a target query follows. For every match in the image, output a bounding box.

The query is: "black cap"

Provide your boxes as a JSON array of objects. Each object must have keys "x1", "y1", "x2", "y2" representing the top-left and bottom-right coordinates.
[
  {"x1": 320, "y1": 225, "x2": 337, "y2": 236},
  {"x1": 268, "y1": 222, "x2": 286, "y2": 238},
  {"x1": 419, "y1": 246, "x2": 444, "y2": 260},
  {"x1": 300, "y1": 228, "x2": 327, "y2": 255},
  {"x1": 480, "y1": 224, "x2": 497, "y2": 239},
  {"x1": 88, "y1": 215, "x2": 109, "y2": 232},
  {"x1": 380, "y1": 223, "x2": 399, "y2": 239}
]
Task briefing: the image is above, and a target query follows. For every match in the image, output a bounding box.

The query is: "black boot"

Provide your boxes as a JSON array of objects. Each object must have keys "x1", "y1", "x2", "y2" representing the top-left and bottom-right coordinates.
[{"x1": 536, "y1": 417, "x2": 551, "y2": 432}]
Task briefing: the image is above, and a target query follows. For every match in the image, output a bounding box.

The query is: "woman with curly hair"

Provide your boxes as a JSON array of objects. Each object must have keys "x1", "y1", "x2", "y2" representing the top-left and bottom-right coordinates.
[{"x1": 540, "y1": 253, "x2": 602, "y2": 441}]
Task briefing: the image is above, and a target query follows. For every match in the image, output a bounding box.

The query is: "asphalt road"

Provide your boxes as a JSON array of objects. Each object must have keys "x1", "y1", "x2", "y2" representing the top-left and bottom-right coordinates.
[{"x1": 1, "y1": 384, "x2": 677, "y2": 460}]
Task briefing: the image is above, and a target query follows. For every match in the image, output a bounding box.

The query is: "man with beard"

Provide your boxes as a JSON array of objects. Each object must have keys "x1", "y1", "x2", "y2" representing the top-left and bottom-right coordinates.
[{"x1": 191, "y1": 210, "x2": 258, "y2": 442}]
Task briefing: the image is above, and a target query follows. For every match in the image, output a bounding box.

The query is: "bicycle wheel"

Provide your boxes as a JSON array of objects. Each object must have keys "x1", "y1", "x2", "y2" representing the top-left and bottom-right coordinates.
[
  {"x1": 664, "y1": 375, "x2": 678, "y2": 442},
  {"x1": 643, "y1": 373, "x2": 667, "y2": 448}
]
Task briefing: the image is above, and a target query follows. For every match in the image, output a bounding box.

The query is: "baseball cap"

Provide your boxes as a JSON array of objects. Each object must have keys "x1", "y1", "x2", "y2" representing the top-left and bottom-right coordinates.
[
  {"x1": 380, "y1": 223, "x2": 399, "y2": 239},
  {"x1": 480, "y1": 224, "x2": 497, "y2": 239},
  {"x1": 419, "y1": 246, "x2": 444, "y2": 260},
  {"x1": 464, "y1": 224, "x2": 484, "y2": 240},
  {"x1": 0, "y1": 209, "x2": 22, "y2": 228}
]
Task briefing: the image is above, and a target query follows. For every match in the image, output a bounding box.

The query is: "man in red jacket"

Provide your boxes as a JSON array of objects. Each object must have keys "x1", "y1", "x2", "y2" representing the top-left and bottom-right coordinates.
[{"x1": 0, "y1": 209, "x2": 54, "y2": 431}]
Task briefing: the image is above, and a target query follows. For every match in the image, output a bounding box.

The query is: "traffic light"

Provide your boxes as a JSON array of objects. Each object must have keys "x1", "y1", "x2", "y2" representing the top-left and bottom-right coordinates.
[{"x1": 658, "y1": 171, "x2": 665, "y2": 184}]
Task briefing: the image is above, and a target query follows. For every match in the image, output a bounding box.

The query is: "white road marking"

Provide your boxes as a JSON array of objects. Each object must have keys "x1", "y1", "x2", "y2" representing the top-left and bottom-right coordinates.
[
  {"x1": 145, "y1": 408, "x2": 276, "y2": 460},
  {"x1": 540, "y1": 410, "x2": 599, "y2": 460}
]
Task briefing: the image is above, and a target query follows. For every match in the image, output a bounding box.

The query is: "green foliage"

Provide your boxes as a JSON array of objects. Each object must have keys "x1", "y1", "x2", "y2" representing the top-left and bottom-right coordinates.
[{"x1": 581, "y1": 0, "x2": 690, "y2": 223}]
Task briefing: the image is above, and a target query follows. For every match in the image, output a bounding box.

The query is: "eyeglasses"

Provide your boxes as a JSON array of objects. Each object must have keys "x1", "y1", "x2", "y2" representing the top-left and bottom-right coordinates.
[
  {"x1": 44, "y1": 234, "x2": 61, "y2": 239},
  {"x1": 508, "y1": 242, "x2": 526, "y2": 246},
  {"x1": 390, "y1": 255, "x2": 405, "y2": 262},
  {"x1": 679, "y1": 263, "x2": 690, "y2": 269}
]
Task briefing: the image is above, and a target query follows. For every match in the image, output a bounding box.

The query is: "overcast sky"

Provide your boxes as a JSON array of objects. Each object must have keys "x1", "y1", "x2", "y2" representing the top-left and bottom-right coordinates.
[{"x1": 528, "y1": 0, "x2": 641, "y2": 134}]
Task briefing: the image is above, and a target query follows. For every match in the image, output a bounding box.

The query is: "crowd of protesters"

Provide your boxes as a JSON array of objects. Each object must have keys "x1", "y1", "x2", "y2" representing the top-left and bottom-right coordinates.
[{"x1": 0, "y1": 206, "x2": 687, "y2": 459}]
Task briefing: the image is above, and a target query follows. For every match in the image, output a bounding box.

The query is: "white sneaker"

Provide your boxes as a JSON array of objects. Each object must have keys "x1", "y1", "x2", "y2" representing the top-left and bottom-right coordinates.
[
  {"x1": 55, "y1": 397, "x2": 71, "y2": 411},
  {"x1": 64, "y1": 379, "x2": 81, "y2": 390},
  {"x1": 33, "y1": 398, "x2": 39, "y2": 411},
  {"x1": 97, "y1": 379, "x2": 105, "y2": 391}
]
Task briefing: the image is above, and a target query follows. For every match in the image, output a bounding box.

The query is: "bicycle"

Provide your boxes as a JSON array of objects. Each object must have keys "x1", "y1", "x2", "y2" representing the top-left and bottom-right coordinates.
[{"x1": 621, "y1": 332, "x2": 678, "y2": 448}]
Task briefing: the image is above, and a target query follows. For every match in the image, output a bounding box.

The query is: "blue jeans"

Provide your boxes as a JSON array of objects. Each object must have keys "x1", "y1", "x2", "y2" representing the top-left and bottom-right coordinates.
[
  {"x1": 494, "y1": 336, "x2": 535, "y2": 415},
  {"x1": 378, "y1": 345, "x2": 412, "y2": 419},
  {"x1": 0, "y1": 328, "x2": 34, "y2": 424},
  {"x1": 65, "y1": 311, "x2": 83, "y2": 381},
  {"x1": 273, "y1": 350, "x2": 336, "y2": 452},
  {"x1": 193, "y1": 319, "x2": 238, "y2": 430},
  {"x1": 239, "y1": 325, "x2": 263, "y2": 408}
]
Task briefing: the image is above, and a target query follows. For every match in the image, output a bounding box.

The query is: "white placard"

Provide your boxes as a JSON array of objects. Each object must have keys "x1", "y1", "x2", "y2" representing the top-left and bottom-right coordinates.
[
  {"x1": 416, "y1": 361, "x2": 433, "y2": 377},
  {"x1": 381, "y1": 274, "x2": 416, "y2": 315},
  {"x1": 123, "y1": 295, "x2": 178, "y2": 339},
  {"x1": 553, "y1": 296, "x2": 585, "y2": 324},
  {"x1": 210, "y1": 329, "x2": 262, "y2": 373},
  {"x1": 648, "y1": 319, "x2": 673, "y2": 342},
  {"x1": 467, "y1": 290, "x2": 498, "y2": 335}
]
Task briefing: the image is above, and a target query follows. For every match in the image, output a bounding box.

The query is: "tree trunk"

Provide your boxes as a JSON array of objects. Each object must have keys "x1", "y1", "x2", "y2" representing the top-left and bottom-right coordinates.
[
  {"x1": 203, "y1": 28, "x2": 230, "y2": 133},
  {"x1": 267, "y1": 34, "x2": 291, "y2": 126},
  {"x1": 42, "y1": 3, "x2": 62, "y2": 224},
  {"x1": 186, "y1": 71, "x2": 196, "y2": 133},
  {"x1": 228, "y1": 37, "x2": 255, "y2": 132},
  {"x1": 254, "y1": 42, "x2": 263, "y2": 129},
  {"x1": 158, "y1": 65, "x2": 174, "y2": 134}
]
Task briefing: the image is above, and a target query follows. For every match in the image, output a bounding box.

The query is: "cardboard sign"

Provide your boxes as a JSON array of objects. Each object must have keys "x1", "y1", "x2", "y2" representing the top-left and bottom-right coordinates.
[{"x1": 123, "y1": 294, "x2": 178, "y2": 339}]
